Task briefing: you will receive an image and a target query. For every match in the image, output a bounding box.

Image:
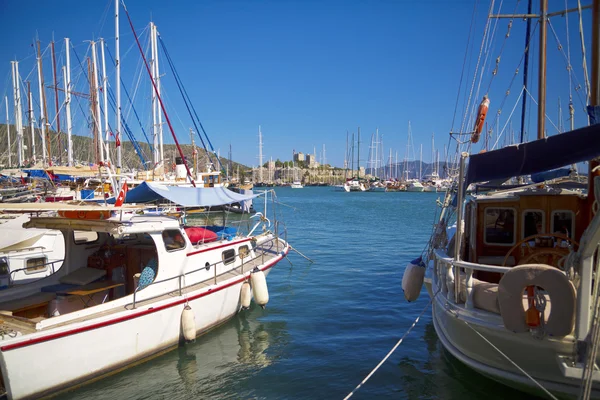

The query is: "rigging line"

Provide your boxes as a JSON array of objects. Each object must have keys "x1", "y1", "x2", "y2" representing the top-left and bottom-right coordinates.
[
  {"x1": 451, "y1": 0, "x2": 480, "y2": 133},
  {"x1": 491, "y1": 86, "x2": 525, "y2": 150},
  {"x1": 157, "y1": 35, "x2": 225, "y2": 172},
  {"x1": 157, "y1": 37, "x2": 214, "y2": 160},
  {"x1": 459, "y1": 0, "x2": 495, "y2": 139},
  {"x1": 468, "y1": 0, "x2": 504, "y2": 133},
  {"x1": 461, "y1": 320, "x2": 559, "y2": 400},
  {"x1": 105, "y1": 44, "x2": 153, "y2": 149},
  {"x1": 121, "y1": 0, "x2": 196, "y2": 186},
  {"x1": 564, "y1": 0, "x2": 573, "y2": 101},
  {"x1": 522, "y1": 87, "x2": 560, "y2": 133},
  {"x1": 343, "y1": 297, "x2": 433, "y2": 400},
  {"x1": 547, "y1": 20, "x2": 587, "y2": 111},
  {"x1": 485, "y1": 0, "x2": 520, "y2": 94},
  {"x1": 576, "y1": 0, "x2": 591, "y2": 106}
]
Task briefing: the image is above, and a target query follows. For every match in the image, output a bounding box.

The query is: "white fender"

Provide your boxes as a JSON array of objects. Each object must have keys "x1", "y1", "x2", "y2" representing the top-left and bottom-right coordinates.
[
  {"x1": 240, "y1": 281, "x2": 252, "y2": 310},
  {"x1": 402, "y1": 257, "x2": 426, "y2": 302},
  {"x1": 181, "y1": 304, "x2": 196, "y2": 342},
  {"x1": 251, "y1": 268, "x2": 269, "y2": 308}
]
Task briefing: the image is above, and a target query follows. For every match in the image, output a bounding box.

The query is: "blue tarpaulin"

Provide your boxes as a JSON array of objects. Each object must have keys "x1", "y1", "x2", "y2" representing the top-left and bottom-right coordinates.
[
  {"x1": 108, "y1": 181, "x2": 258, "y2": 207},
  {"x1": 465, "y1": 123, "x2": 600, "y2": 188}
]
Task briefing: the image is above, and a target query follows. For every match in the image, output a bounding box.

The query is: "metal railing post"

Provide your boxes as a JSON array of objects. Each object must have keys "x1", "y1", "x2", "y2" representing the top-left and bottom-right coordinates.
[{"x1": 453, "y1": 152, "x2": 468, "y2": 304}]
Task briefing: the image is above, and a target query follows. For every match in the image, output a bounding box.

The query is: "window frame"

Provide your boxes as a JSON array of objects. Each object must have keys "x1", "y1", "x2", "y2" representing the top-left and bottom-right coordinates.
[
  {"x1": 25, "y1": 256, "x2": 48, "y2": 275},
  {"x1": 551, "y1": 210, "x2": 576, "y2": 238},
  {"x1": 483, "y1": 207, "x2": 517, "y2": 246},
  {"x1": 73, "y1": 231, "x2": 99, "y2": 245},
  {"x1": 162, "y1": 229, "x2": 186, "y2": 252},
  {"x1": 521, "y1": 209, "x2": 545, "y2": 239},
  {"x1": 222, "y1": 249, "x2": 236, "y2": 265}
]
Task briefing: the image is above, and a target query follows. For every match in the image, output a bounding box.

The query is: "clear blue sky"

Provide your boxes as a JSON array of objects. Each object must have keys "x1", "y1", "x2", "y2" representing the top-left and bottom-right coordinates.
[{"x1": 0, "y1": 0, "x2": 594, "y2": 168}]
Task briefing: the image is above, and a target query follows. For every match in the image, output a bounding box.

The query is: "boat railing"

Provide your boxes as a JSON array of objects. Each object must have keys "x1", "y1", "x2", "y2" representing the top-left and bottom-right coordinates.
[
  {"x1": 433, "y1": 248, "x2": 511, "y2": 308},
  {"x1": 8, "y1": 259, "x2": 63, "y2": 286},
  {"x1": 131, "y1": 235, "x2": 284, "y2": 309}
]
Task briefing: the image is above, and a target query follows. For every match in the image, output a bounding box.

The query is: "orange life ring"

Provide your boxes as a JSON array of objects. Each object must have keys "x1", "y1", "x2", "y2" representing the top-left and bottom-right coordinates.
[
  {"x1": 472, "y1": 95, "x2": 490, "y2": 143},
  {"x1": 58, "y1": 210, "x2": 111, "y2": 220}
]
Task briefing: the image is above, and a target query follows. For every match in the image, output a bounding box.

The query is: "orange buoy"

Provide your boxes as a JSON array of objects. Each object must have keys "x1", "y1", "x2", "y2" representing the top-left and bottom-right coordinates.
[
  {"x1": 472, "y1": 95, "x2": 490, "y2": 144},
  {"x1": 58, "y1": 210, "x2": 111, "y2": 220}
]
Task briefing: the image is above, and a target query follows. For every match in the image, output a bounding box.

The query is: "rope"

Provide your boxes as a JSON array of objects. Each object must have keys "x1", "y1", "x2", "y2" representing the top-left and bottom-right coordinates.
[
  {"x1": 343, "y1": 298, "x2": 432, "y2": 400},
  {"x1": 462, "y1": 320, "x2": 559, "y2": 400},
  {"x1": 450, "y1": 0, "x2": 479, "y2": 133},
  {"x1": 121, "y1": 0, "x2": 196, "y2": 186},
  {"x1": 576, "y1": 0, "x2": 591, "y2": 107},
  {"x1": 491, "y1": 86, "x2": 525, "y2": 150}
]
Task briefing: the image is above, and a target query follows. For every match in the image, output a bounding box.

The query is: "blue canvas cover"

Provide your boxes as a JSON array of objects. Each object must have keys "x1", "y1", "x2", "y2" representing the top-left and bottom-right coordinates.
[
  {"x1": 108, "y1": 181, "x2": 258, "y2": 207},
  {"x1": 465, "y1": 124, "x2": 600, "y2": 187}
]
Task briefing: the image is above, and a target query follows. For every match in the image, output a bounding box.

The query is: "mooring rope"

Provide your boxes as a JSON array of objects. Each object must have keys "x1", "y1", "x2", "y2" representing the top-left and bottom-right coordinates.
[
  {"x1": 343, "y1": 297, "x2": 433, "y2": 400},
  {"x1": 461, "y1": 320, "x2": 559, "y2": 400}
]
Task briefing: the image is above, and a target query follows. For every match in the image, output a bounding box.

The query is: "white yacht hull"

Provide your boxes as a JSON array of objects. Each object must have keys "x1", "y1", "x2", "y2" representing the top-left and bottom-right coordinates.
[
  {"x1": 406, "y1": 186, "x2": 424, "y2": 192},
  {"x1": 430, "y1": 278, "x2": 600, "y2": 398},
  {"x1": 0, "y1": 249, "x2": 286, "y2": 400}
]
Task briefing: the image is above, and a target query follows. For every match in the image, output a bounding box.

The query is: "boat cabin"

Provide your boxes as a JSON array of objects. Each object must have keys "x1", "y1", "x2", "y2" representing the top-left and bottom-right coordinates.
[
  {"x1": 0, "y1": 214, "x2": 261, "y2": 322},
  {"x1": 462, "y1": 188, "x2": 587, "y2": 282}
]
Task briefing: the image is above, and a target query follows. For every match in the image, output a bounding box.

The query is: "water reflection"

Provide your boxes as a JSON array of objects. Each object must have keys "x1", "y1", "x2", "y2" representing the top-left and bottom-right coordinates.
[{"x1": 58, "y1": 308, "x2": 288, "y2": 400}]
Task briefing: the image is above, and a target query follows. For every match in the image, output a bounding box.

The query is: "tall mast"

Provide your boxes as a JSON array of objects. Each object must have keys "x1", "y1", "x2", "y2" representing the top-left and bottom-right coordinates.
[
  {"x1": 36, "y1": 41, "x2": 48, "y2": 165},
  {"x1": 27, "y1": 82, "x2": 36, "y2": 163},
  {"x1": 91, "y1": 41, "x2": 105, "y2": 164},
  {"x1": 537, "y1": 0, "x2": 548, "y2": 139},
  {"x1": 51, "y1": 41, "x2": 62, "y2": 163},
  {"x1": 4, "y1": 97, "x2": 10, "y2": 167},
  {"x1": 519, "y1": 0, "x2": 533, "y2": 143},
  {"x1": 258, "y1": 125, "x2": 263, "y2": 182},
  {"x1": 64, "y1": 38, "x2": 73, "y2": 166},
  {"x1": 115, "y1": 0, "x2": 122, "y2": 181},
  {"x1": 100, "y1": 39, "x2": 111, "y2": 166},
  {"x1": 419, "y1": 143, "x2": 422, "y2": 181},
  {"x1": 150, "y1": 22, "x2": 159, "y2": 168},
  {"x1": 357, "y1": 127, "x2": 360, "y2": 179},
  {"x1": 11, "y1": 62, "x2": 24, "y2": 166},
  {"x1": 431, "y1": 133, "x2": 436, "y2": 176},
  {"x1": 153, "y1": 23, "x2": 164, "y2": 168}
]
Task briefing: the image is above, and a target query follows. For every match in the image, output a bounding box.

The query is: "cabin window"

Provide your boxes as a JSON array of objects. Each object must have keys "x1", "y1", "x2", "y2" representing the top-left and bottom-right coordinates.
[
  {"x1": 74, "y1": 231, "x2": 99, "y2": 244},
  {"x1": 25, "y1": 257, "x2": 47, "y2": 274},
  {"x1": 222, "y1": 249, "x2": 236, "y2": 265},
  {"x1": 484, "y1": 207, "x2": 516, "y2": 245},
  {"x1": 551, "y1": 210, "x2": 575, "y2": 239},
  {"x1": 0, "y1": 258, "x2": 9, "y2": 276},
  {"x1": 163, "y1": 230, "x2": 186, "y2": 251},
  {"x1": 523, "y1": 210, "x2": 545, "y2": 238},
  {"x1": 239, "y1": 245, "x2": 249, "y2": 260}
]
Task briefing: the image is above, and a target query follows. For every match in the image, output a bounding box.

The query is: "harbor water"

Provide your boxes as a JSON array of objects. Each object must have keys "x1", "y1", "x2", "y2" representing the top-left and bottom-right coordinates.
[{"x1": 59, "y1": 188, "x2": 533, "y2": 399}]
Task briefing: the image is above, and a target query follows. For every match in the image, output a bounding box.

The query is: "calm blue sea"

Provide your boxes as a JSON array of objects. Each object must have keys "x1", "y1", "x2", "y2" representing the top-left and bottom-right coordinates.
[{"x1": 60, "y1": 188, "x2": 533, "y2": 400}]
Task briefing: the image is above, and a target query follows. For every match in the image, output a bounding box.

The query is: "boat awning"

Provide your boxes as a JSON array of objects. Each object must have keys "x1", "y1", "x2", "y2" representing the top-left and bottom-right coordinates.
[
  {"x1": 465, "y1": 123, "x2": 600, "y2": 187},
  {"x1": 119, "y1": 182, "x2": 259, "y2": 207}
]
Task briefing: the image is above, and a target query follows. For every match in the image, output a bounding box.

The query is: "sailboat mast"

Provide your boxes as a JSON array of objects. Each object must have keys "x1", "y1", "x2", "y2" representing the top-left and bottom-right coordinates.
[
  {"x1": 115, "y1": 0, "x2": 122, "y2": 181},
  {"x1": 419, "y1": 143, "x2": 422, "y2": 181},
  {"x1": 4, "y1": 97, "x2": 10, "y2": 167},
  {"x1": 150, "y1": 22, "x2": 159, "y2": 167},
  {"x1": 538, "y1": 0, "x2": 547, "y2": 139},
  {"x1": 258, "y1": 125, "x2": 263, "y2": 182},
  {"x1": 12, "y1": 61, "x2": 23, "y2": 167},
  {"x1": 519, "y1": 0, "x2": 533, "y2": 143},
  {"x1": 91, "y1": 41, "x2": 105, "y2": 164},
  {"x1": 36, "y1": 41, "x2": 47, "y2": 166},
  {"x1": 64, "y1": 38, "x2": 73, "y2": 166},
  {"x1": 28, "y1": 82, "x2": 35, "y2": 163},
  {"x1": 153, "y1": 24, "x2": 164, "y2": 169},
  {"x1": 51, "y1": 41, "x2": 61, "y2": 164},
  {"x1": 357, "y1": 127, "x2": 360, "y2": 179},
  {"x1": 100, "y1": 39, "x2": 111, "y2": 166}
]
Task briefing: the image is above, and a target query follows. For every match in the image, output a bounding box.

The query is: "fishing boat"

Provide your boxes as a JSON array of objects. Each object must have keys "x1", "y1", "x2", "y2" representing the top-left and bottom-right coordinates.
[
  {"x1": 403, "y1": 1, "x2": 600, "y2": 398},
  {"x1": 0, "y1": 186, "x2": 288, "y2": 399}
]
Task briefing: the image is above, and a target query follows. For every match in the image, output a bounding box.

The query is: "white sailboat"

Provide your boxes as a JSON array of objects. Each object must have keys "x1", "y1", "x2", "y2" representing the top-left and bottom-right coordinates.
[{"x1": 404, "y1": 2, "x2": 600, "y2": 398}]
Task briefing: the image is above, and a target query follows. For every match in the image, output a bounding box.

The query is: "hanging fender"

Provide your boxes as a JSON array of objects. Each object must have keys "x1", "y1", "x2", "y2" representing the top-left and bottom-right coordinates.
[{"x1": 472, "y1": 95, "x2": 490, "y2": 143}]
